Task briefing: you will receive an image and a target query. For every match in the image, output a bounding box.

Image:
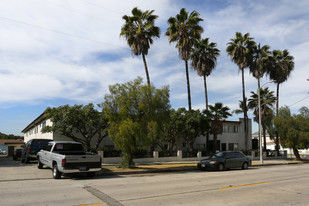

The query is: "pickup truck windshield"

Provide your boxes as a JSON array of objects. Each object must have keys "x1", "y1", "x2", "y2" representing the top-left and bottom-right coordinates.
[{"x1": 53, "y1": 143, "x2": 84, "y2": 152}]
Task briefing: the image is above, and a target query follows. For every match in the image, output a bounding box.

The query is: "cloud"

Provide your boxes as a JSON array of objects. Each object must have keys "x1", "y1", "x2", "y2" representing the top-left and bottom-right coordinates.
[{"x1": 0, "y1": 0, "x2": 308, "y2": 119}]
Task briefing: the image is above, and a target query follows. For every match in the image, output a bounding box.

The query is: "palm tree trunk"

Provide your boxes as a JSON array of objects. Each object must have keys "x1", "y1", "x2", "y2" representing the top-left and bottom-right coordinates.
[
  {"x1": 142, "y1": 53, "x2": 151, "y2": 86},
  {"x1": 203, "y1": 74, "x2": 208, "y2": 110},
  {"x1": 263, "y1": 127, "x2": 267, "y2": 151},
  {"x1": 185, "y1": 60, "x2": 192, "y2": 111},
  {"x1": 275, "y1": 83, "x2": 280, "y2": 155},
  {"x1": 213, "y1": 133, "x2": 217, "y2": 154},
  {"x1": 241, "y1": 67, "x2": 248, "y2": 152}
]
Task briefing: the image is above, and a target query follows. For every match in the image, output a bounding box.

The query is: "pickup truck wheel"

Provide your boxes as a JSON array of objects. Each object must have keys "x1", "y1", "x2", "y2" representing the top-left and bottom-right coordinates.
[
  {"x1": 37, "y1": 158, "x2": 43, "y2": 169},
  {"x1": 53, "y1": 164, "x2": 61, "y2": 179},
  {"x1": 86, "y1": 172, "x2": 95, "y2": 177}
]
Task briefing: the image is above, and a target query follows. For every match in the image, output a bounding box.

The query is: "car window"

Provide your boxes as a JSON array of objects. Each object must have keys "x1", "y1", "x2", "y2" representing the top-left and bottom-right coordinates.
[
  {"x1": 235, "y1": 152, "x2": 245, "y2": 158},
  {"x1": 44, "y1": 143, "x2": 53, "y2": 152},
  {"x1": 32, "y1": 140, "x2": 51, "y2": 148},
  {"x1": 212, "y1": 152, "x2": 225, "y2": 158},
  {"x1": 53, "y1": 143, "x2": 84, "y2": 152},
  {"x1": 228, "y1": 152, "x2": 238, "y2": 158}
]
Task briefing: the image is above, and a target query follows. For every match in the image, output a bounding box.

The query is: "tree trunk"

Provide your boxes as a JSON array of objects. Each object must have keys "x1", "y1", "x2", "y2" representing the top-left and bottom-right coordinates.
[
  {"x1": 185, "y1": 60, "x2": 192, "y2": 111},
  {"x1": 213, "y1": 133, "x2": 217, "y2": 154},
  {"x1": 204, "y1": 74, "x2": 209, "y2": 154},
  {"x1": 241, "y1": 67, "x2": 248, "y2": 152},
  {"x1": 275, "y1": 83, "x2": 280, "y2": 156},
  {"x1": 263, "y1": 127, "x2": 267, "y2": 151},
  {"x1": 203, "y1": 74, "x2": 208, "y2": 110},
  {"x1": 142, "y1": 53, "x2": 151, "y2": 86},
  {"x1": 293, "y1": 147, "x2": 302, "y2": 160}
]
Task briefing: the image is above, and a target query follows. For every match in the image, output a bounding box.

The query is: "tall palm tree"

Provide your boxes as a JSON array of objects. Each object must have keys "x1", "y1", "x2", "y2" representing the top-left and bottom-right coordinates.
[
  {"x1": 226, "y1": 32, "x2": 255, "y2": 152},
  {"x1": 191, "y1": 38, "x2": 220, "y2": 110},
  {"x1": 249, "y1": 43, "x2": 271, "y2": 92},
  {"x1": 248, "y1": 87, "x2": 277, "y2": 151},
  {"x1": 166, "y1": 8, "x2": 203, "y2": 110},
  {"x1": 268, "y1": 49, "x2": 294, "y2": 154},
  {"x1": 205, "y1": 103, "x2": 231, "y2": 154},
  {"x1": 120, "y1": 7, "x2": 160, "y2": 86}
]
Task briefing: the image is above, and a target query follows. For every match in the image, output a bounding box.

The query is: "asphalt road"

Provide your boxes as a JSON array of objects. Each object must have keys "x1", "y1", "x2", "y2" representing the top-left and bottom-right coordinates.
[{"x1": 1, "y1": 157, "x2": 309, "y2": 206}]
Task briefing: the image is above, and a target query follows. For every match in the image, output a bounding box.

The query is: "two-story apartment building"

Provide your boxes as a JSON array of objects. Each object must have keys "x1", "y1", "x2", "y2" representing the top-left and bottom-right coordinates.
[{"x1": 22, "y1": 112, "x2": 252, "y2": 152}]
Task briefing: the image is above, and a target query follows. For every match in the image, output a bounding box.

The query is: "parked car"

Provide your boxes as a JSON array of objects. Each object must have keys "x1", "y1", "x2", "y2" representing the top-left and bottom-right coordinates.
[
  {"x1": 13, "y1": 149, "x2": 23, "y2": 160},
  {"x1": 21, "y1": 139, "x2": 52, "y2": 163},
  {"x1": 0, "y1": 149, "x2": 6, "y2": 155},
  {"x1": 37, "y1": 141, "x2": 102, "y2": 179},
  {"x1": 197, "y1": 151, "x2": 251, "y2": 171}
]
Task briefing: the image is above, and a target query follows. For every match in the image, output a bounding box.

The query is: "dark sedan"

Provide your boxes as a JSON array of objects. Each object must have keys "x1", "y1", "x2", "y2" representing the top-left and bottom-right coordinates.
[
  {"x1": 197, "y1": 151, "x2": 251, "y2": 171},
  {"x1": 13, "y1": 149, "x2": 23, "y2": 160}
]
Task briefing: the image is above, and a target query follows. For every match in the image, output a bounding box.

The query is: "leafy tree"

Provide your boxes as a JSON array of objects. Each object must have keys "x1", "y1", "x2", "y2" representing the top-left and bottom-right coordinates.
[
  {"x1": 120, "y1": 7, "x2": 160, "y2": 86},
  {"x1": 274, "y1": 106, "x2": 309, "y2": 160},
  {"x1": 42, "y1": 104, "x2": 108, "y2": 152},
  {"x1": 0, "y1": 132, "x2": 23, "y2": 139},
  {"x1": 166, "y1": 8, "x2": 203, "y2": 110},
  {"x1": 182, "y1": 108, "x2": 209, "y2": 154},
  {"x1": 226, "y1": 32, "x2": 255, "y2": 152},
  {"x1": 205, "y1": 103, "x2": 231, "y2": 154},
  {"x1": 160, "y1": 108, "x2": 208, "y2": 156},
  {"x1": 268, "y1": 49, "x2": 294, "y2": 154},
  {"x1": 102, "y1": 77, "x2": 170, "y2": 168},
  {"x1": 248, "y1": 87, "x2": 276, "y2": 150},
  {"x1": 191, "y1": 38, "x2": 220, "y2": 110},
  {"x1": 159, "y1": 108, "x2": 185, "y2": 154}
]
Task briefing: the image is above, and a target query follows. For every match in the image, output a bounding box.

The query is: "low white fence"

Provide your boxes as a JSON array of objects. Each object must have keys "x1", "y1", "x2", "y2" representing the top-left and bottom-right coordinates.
[{"x1": 98, "y1": 150, "x2": 288, "y2": 164}]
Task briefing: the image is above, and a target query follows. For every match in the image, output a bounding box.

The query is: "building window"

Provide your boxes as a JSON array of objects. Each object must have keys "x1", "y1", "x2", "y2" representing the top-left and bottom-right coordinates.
[
  {"x1": 228, "y1": 143, "x2": 239, "y2": 151},
  {"x1": 42, "y1": 121, "x2": 46, "y2": 129},
  {"x1": 223, "y1": 125, "x2": 229, "y2": 133},
  {"x1": 228, "y1": 143, "x2": 234, "y2": 151}
]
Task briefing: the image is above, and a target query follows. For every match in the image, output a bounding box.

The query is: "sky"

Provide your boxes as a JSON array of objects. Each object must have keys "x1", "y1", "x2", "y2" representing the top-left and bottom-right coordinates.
[{"x1": 0, "y1": 0, "x2": 308, "y2": 136}]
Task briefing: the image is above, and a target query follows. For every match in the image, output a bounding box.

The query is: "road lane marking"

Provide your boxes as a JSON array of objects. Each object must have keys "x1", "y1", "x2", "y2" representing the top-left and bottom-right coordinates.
[
  {"x1": 75, "y1": 203, "x2": 104, "y2": 206},
  {"x1": 84, "y1": 186, "x2": 124, "y2": 206},
  {"x1": 219, "y1": 182, "x2": 271, "y2": 190}
]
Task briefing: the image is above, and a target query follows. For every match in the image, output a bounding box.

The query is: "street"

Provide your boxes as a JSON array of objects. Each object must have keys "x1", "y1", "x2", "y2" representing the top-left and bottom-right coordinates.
[{"x1": 1, "y1": 157, "x2": 309, "y2": 206}]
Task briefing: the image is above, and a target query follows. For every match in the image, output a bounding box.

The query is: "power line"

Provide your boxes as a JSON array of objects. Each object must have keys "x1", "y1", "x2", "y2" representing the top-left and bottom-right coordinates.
[
  {"x1": 0, "y1": 15, "x2": 121, "y2": 48},
  {"x1": 288, "y1": 95, "x2": 309, "y2": 107},
  {"x1": 39, "y1": 0, "x2": 108, "y2": 24},
  {"x1": 78, "y1": 0, "x2": 122, "y2": 15}
]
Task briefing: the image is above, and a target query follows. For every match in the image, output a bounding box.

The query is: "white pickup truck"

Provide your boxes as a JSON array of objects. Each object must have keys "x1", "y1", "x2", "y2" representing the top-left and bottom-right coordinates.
[{"x1": 37, "y1": 141, "x2": 102, "y2": 179}]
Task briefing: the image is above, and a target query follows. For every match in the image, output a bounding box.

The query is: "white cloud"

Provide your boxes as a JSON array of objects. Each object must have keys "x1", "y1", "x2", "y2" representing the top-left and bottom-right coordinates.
[{"x1": 0, "y1": 0, "x2": 308, "y2": 118}]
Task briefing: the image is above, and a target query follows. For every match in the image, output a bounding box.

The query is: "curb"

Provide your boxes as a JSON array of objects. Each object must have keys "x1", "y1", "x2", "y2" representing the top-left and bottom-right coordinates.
[{"x1": 98, "y1": 161, "x2": 308, "y2": 176}]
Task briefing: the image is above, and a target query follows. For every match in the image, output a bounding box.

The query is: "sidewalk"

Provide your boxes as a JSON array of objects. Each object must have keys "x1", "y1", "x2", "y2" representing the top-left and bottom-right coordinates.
[{"x1": 99, "y1": 159, "x2": 307, "y2": 176}]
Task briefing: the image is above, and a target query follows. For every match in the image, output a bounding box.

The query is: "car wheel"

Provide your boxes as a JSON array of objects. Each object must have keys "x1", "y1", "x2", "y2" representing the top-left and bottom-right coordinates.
[
  {"x1": 218, "y1": 163, "x2": 225, "y2": 171},
  {"x1": 37, "y1": 158, "x2": 43, "y2": 169},
  {"x1": 20, "y1": 155, "x2": 25, "y2": 163},
  {"x1": 24, "y1": 155, "x2": 30, "y2": 163},
  {"x1": 86, "y1": 172, "x2": 96, "y2": 178},
  {"x1": 53, "y1": 164, "x2": 61, "y2": 179},
  {"x1": 242, "y1": 162, "x2": 248, "y2": 170}
]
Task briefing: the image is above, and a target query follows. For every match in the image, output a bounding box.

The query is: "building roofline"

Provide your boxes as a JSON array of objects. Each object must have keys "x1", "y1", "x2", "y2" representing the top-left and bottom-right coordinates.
[{"x1": 21, "y1": 112, "x2": 47, "y2": 133}]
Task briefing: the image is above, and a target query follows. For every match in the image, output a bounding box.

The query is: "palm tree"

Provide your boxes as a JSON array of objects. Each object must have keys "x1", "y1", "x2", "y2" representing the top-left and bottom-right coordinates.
[
  {"x1": 191, "y1": 38, "x2": 220, "y2": 110},
  {"x1": 249, "y1": 43, "x2": 271, "y2": 93},
  {"x1": 248, "y1": 87, "x2": 276, "y2": 151},
  {"x1": 226, "y1": 32, "x2": 255, "y2": 152},
  {"x1": 205, "y1": 103, "x2": 231, "y2": 154},
  {"x1": 120, "y1": 7, "x2": 160, "y2": 86},
  {"x1": 268, "y1": 49, "x2": 294, "y2": 154},
  {"x1": 166, "y1": 8, "x2": 203, "y2": 110}
]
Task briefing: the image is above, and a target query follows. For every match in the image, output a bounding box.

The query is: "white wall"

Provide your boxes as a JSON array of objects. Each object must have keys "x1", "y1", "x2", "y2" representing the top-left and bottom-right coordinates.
[{"x1": 24, "y1": 119, "x2": 54, "y2": 143}]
